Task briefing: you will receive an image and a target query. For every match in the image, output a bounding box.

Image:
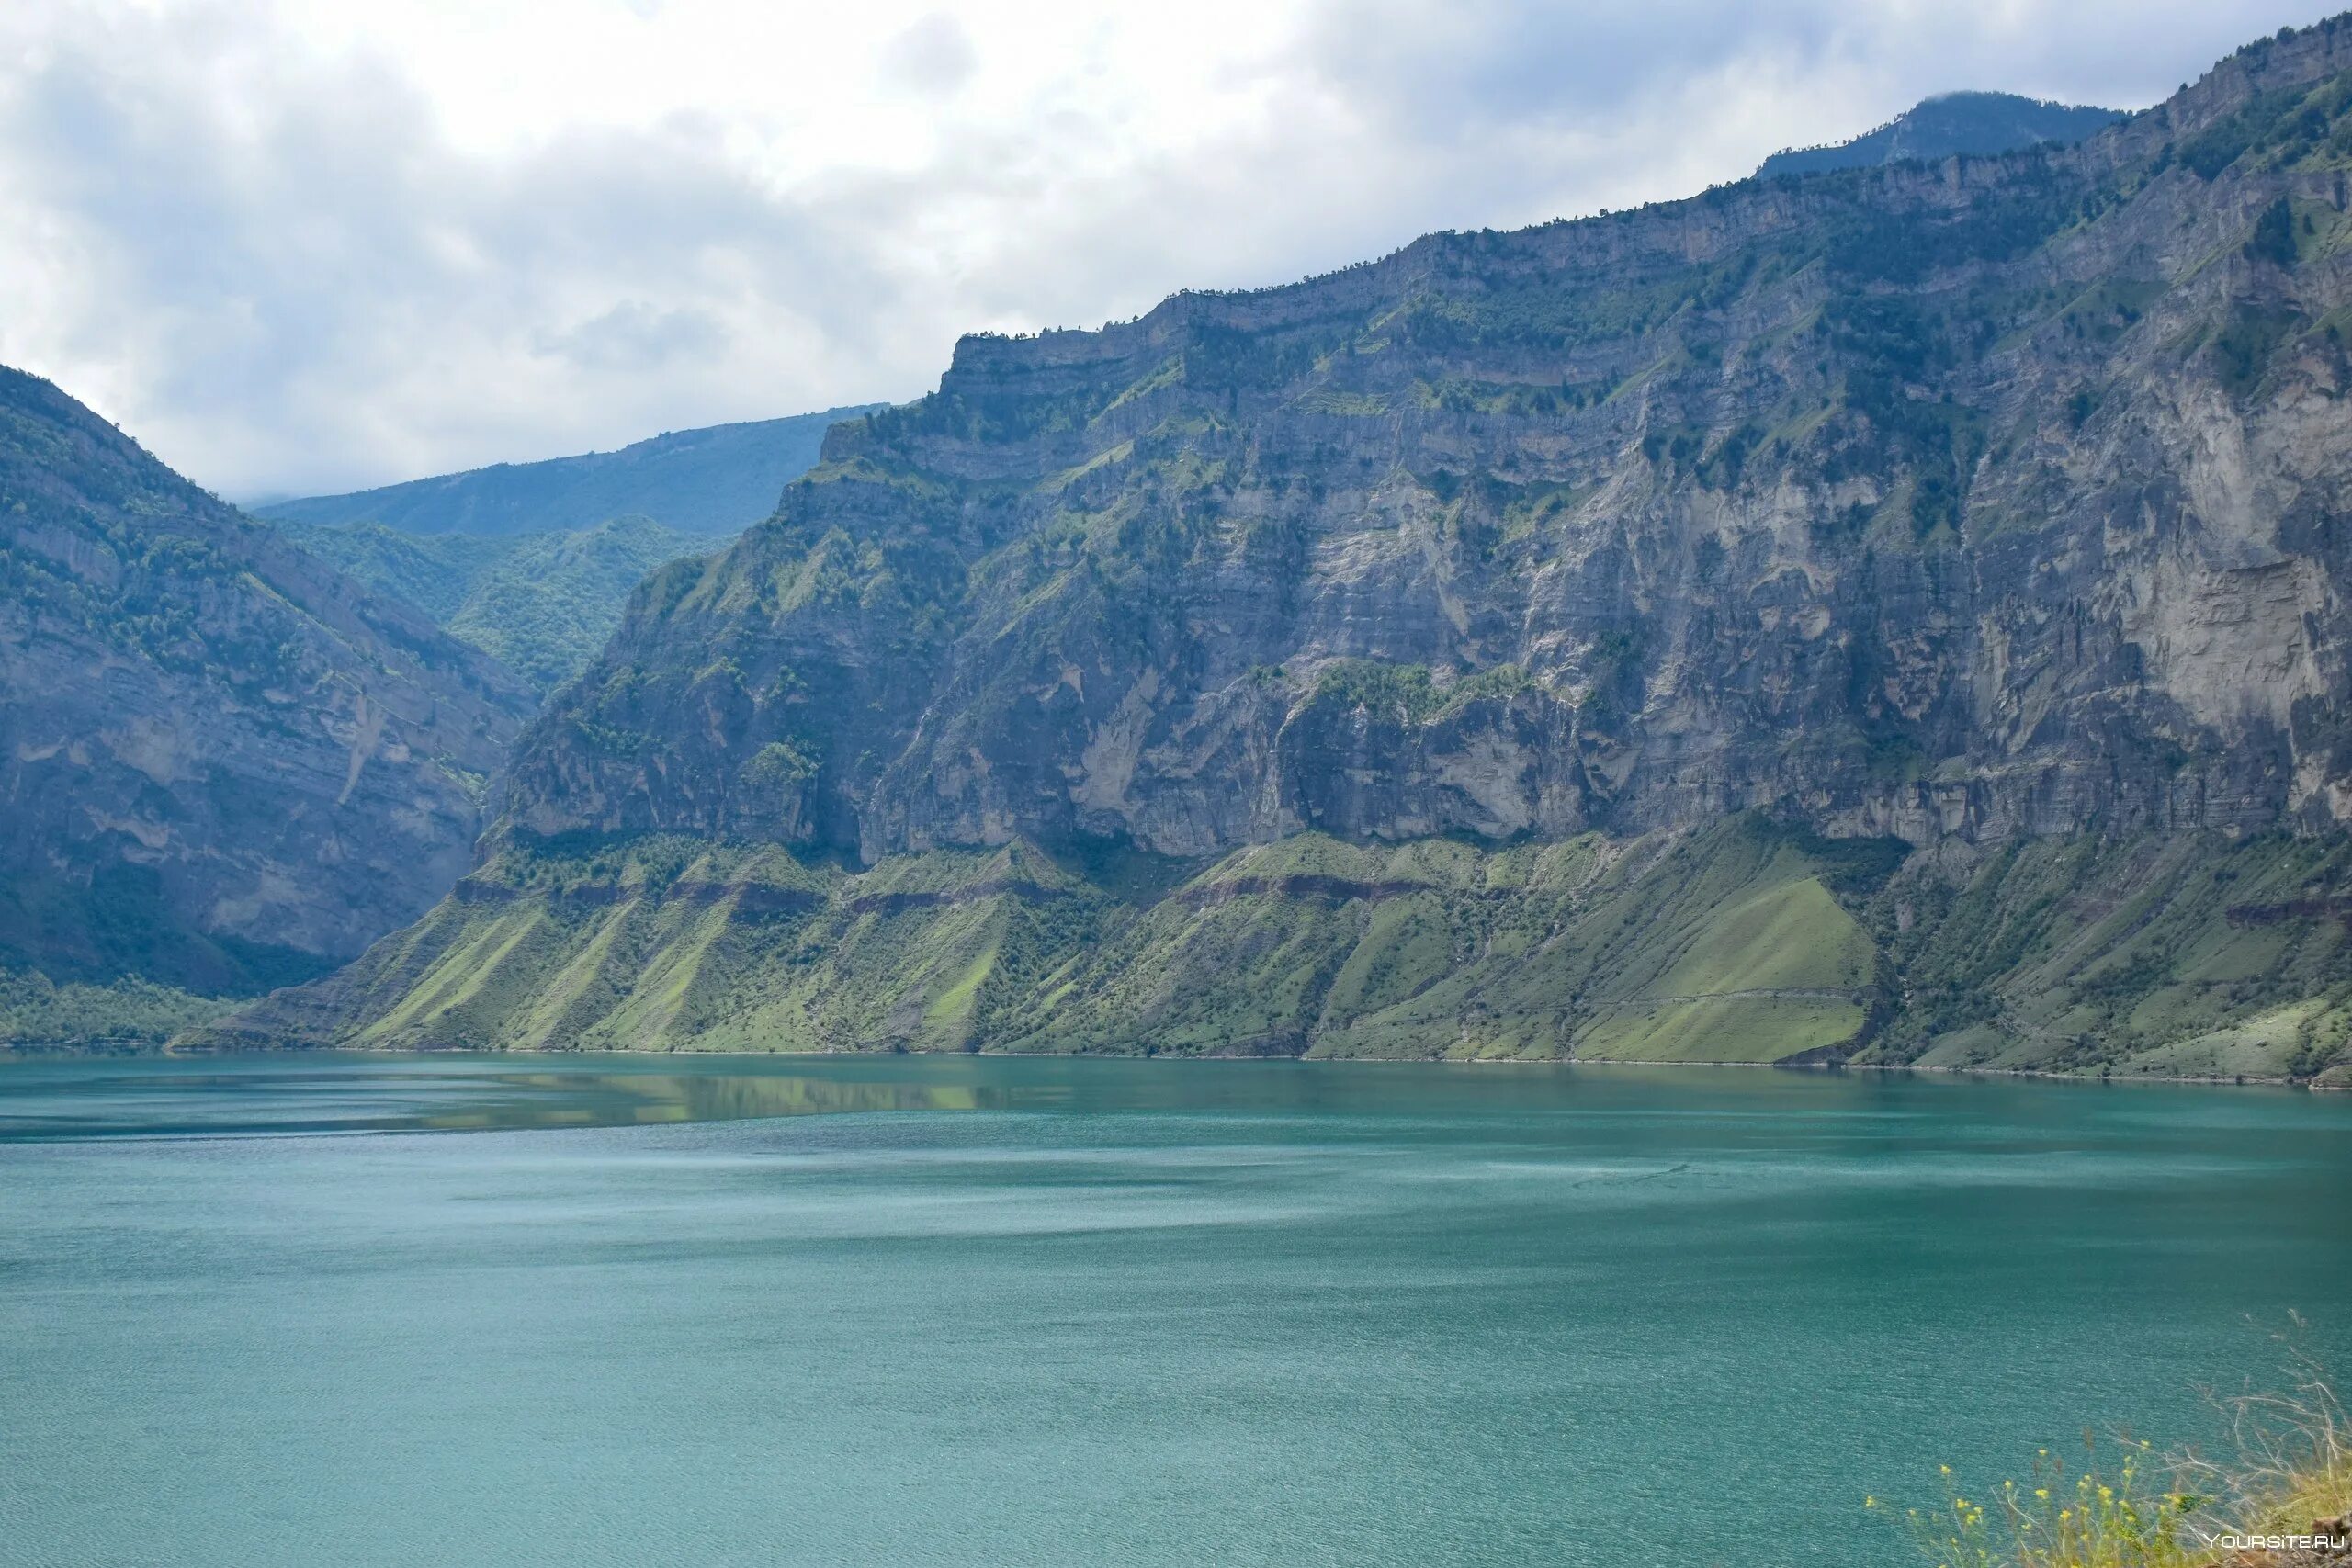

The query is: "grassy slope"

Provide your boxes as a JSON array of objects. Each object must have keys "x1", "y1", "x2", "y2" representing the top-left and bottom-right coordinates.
[
  {"x1": 189, "y1": 818, "x2": 2352, "y2": 1082},
  {"x1": 1859, "y1": 832, "x2": 2352, "y2": 1079},
  {"x1": 196, "y1": 818, "x2": 1886, "y2": 1062},
  {"x1": 0, "y1": 969, "x2": 235, "y2": 1048}
]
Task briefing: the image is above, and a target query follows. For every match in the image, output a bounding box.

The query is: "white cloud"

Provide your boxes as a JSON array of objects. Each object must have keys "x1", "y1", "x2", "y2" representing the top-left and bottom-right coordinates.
[
  {"x1": 880, "y1": 13, "x2": 981, "y2": 99},
  {"x1": 0, "y1": 0, "x2": 2328, "y2": 500}
]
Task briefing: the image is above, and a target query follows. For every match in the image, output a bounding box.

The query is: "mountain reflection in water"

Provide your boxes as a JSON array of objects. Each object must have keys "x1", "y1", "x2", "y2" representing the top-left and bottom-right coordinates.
[{"x1": 0, "y1": 1055, "x2": 1007, "y2": 1141}]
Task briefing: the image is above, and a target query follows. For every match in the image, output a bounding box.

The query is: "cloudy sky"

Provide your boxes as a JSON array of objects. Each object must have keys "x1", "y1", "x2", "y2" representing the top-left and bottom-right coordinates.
[{"x1": 0, "y1": 0, "x2": 2329, "y2": 501}]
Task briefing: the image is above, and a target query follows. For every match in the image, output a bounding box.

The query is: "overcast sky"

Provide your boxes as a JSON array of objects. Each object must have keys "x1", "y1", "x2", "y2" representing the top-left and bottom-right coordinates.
[{"x1": 0, "y1": 0, "x2": 2330, "y2": 501}]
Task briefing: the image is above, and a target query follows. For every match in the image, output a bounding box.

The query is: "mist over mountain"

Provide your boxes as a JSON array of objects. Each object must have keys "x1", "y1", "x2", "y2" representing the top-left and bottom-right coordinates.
[{"x1": 1756, "y1": 89, "x2": 2124, "y2": 178}]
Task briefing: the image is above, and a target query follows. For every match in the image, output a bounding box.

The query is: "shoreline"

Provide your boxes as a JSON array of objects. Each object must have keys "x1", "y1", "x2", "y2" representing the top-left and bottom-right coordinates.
[{"x1": 5, "y1": 1038, "x2": 2345, "y2": 1092}]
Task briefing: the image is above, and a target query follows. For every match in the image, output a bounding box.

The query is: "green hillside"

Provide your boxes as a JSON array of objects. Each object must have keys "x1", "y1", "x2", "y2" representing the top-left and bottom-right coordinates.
[
  {"x1": 292, "y1": 515, "x2": 723, "y2": 693},
  {"x1": 190, "y1": 818, "x2": 1882, "y2": 1057},
  {"x1": 189, "y1": 813, "x2": 2352, "y2": 1085}
]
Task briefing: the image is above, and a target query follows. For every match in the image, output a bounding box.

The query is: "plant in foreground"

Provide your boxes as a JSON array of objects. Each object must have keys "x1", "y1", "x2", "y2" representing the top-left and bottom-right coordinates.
[{"x1": 1881, "y1": 1326, "x2": 2351, "y2": 1566}]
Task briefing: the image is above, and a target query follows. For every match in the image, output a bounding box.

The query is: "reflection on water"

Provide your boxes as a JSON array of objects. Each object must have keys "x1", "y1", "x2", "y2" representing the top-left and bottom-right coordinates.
[
  {"x1": 6, "y1": 1048, "x2": 2352, "y2": 1144},
  {"x1": 421, "y1": 1068, "x2": 987, "y2": 1131},
  {"x1": 0, "y1": 1055, "x2": 1009, "y2": 1139}
]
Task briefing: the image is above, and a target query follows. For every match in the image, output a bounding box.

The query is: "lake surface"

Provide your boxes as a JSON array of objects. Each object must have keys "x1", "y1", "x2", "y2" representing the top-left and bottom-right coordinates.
[{"x1": 2, "y1": 1055, "x2": 2348, "y2": 1568}]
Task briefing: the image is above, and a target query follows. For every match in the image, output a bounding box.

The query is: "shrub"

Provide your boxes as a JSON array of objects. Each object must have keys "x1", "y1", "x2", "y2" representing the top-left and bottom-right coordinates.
[{"x1": 1883, "y1": 1332, "x2": 2350, "y2": 1567}]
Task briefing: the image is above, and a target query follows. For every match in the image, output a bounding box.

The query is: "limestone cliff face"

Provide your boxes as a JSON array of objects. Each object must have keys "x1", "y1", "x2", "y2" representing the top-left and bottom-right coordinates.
[
  {"x1": 495, "y1": 21, "x2": 2352, "y2": 874},
  {"x1": 192, "y1": 19, "x2": 2352, "y2": 1073},
  {"x1": 0, "y1": 368, "x2": 537, "y2": 993}
]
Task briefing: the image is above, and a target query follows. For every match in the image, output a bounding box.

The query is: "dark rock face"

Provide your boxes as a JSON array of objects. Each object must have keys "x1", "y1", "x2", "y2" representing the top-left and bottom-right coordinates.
[
  {"x1": 0, "y1": 368, "x2": 537, "y2": 992},
  {"x1": 496, "y1": 18, "x2": 2352, "y2": 876}
]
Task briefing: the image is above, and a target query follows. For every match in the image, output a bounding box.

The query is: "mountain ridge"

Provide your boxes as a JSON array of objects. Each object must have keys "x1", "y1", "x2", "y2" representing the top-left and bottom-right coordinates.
[
  {"x1": 198, "y1": 15, "x2": 2352, "y2": 1079},
  {"x1": 1755, "y1": 89, "x2": 2124, "y2": 180},
  {"x1": 255, "y1": 404, "x2": 888, "y2": 537},
  {"x1": 495, "y1": 15, "x2": 2352, "y2": 857}
]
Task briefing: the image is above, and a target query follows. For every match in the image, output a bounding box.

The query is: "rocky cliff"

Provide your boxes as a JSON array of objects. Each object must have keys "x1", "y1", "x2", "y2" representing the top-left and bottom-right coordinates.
[
  {"x1": 0, "y1": 367, "x2": 537, "y2": 1034},
  {"x1": 205, "y1": 18, "x2": 2352, "y2": 1079},
  {"x1": 504, "y1": 18, "x2": 2352, "y2": 860}
]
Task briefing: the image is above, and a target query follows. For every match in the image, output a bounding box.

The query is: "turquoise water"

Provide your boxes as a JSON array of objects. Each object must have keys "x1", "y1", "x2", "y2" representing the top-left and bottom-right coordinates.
[{"x1": 2, "y1": 1055, "x2": 2348, "y2": 1567}]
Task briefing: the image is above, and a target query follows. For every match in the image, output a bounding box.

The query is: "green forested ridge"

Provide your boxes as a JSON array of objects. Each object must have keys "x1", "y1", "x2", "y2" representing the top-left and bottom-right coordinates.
[
  {"x1": 0, "y1": 968, "x2": 235, "y2": 1049},
  {"x1": 290, "y1": 515, "x2": 724, "y2": 693},
  {"x1": 1755, "y1": 90, "x2": 2123, "y2": 180}
]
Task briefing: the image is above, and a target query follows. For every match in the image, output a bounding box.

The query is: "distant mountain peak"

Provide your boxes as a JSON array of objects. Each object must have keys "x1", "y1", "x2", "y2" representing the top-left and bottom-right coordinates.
[
  {"x1": 254, "y1": 403, "x2": 890, "y2": 538},
  {"x1": 1756, "y1": 88, "x2": 2124, "y2": 179}
]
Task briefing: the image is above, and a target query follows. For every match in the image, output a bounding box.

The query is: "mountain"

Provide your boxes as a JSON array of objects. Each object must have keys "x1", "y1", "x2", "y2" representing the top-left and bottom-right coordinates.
[
  {"x1": 260, "y1": 411, "x2": 871, "y2": 697},
  {"x1": 288, "y1": 515, "x2": 724, "y2": 694},
  {"x1": 254, "y1": 405, "x2": 887, "y2": 538},
  {"x1": 203, "y1": 18, "x2": 2352, "y2": 1084},
  {"x1": 1757, "y1": 90, "x2": 2124, "y2": 179},
  {"x1": 0, "y1": 367, "x2": 537, "y2": 1043}
]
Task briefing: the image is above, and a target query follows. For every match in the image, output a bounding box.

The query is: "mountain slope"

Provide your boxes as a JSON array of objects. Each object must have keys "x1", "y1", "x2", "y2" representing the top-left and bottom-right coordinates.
[
  {"x1": 289, "y1": 515, "x2": 723, "y2": 694},
  {"x1": 254, "y1": 406, "x2": 887, "y2": 538},
  {"x1": 191, "y1": 818, "x2": 1886, "y2": 1057},
  {"x1": 0, "y1": 367, "x2": 537, "y2": 1040},
  {"x1": 1757, "y1": 90, "x2": 2123, "y2": 178},
  {"x1": 208, "y1": 17, "x2": 2352, "y2": 1079}
]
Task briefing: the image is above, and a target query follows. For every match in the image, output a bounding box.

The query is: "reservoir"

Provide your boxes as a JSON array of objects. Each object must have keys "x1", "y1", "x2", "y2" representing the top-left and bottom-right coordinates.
[{"x1": 3, "y1": 1054, "x2": 2348, "y2": 1566}]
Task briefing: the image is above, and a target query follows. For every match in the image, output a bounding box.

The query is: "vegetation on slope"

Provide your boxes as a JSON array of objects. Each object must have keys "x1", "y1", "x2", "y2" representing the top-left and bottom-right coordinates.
[
  {"x1": 0, "y1": 968, "x2": 234, "y2": 1048},
  {"x1": 1757, "y1": 90, "x2": 2122, "y2": 179},
  {"x1": 982, "y1": 821, "x2": 1882, "y2": 1061},
  {"x1": 192, "y1": 819, "x2": 1865, "y2": 1055},
  {"x1": 0, "y1": 365, "x2": 534, "y2": 1045},
  {"x1": 291, "y1": 515, "x2": 724, "y2": 692},
  {"x1": 1859, "y1": 835, "x2": 2352, "y2": 1080},
  {"x1": 190, "y1": 812, "x2": 2352, "y2": 1084}
]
